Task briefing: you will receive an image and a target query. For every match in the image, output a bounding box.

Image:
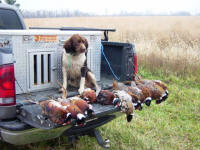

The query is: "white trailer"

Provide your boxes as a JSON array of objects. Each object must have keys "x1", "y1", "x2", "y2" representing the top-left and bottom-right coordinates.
[{"x1": 0, "y1": 30, "x2": 102, "y2": 94}]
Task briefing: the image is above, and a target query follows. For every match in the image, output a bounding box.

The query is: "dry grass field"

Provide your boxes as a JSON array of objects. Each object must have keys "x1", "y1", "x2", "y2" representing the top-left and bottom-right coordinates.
[
  {"x1": 25, "y1": 16, "x2": 200, "y2": 78},
  {"x1": 2, "y1": 16, "x2": 199, "y2": 150}
]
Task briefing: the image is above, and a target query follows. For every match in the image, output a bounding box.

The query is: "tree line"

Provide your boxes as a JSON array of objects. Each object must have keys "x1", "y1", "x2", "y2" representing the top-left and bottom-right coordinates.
[
  {"x1": 1, "y1": 0, "x2": 199, "y2": 17},
  {"x1": 21, "y1": 10, "x2": 199, "y2": 18},
  {"x1": 22, "y1": 10, "x2": 91, "y2": 18}
]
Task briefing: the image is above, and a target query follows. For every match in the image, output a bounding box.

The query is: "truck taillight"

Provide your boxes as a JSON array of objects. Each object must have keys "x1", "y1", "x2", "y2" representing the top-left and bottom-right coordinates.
[
  {"x1": 133, "y1": 53, "x2": 137, "y2": 81},
  {"x1": 0, "y1": 64, "x2": 16, "y2": 106}
]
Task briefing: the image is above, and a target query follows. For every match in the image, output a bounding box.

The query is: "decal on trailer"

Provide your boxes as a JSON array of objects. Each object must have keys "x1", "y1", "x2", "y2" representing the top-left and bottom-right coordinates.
[
  {"x1": 0, "y1": 36, "x2": 12, "y2": 50},
  {"x1": 34, "y1": 35, "x2": 58, "y2": 43},
  {"x1": 0, "y1": 36, "x2": 13, "y2": 65}
]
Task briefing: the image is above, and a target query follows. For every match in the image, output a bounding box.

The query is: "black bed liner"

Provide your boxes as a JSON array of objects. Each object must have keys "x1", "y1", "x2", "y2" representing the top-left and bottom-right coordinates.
[{"x1": 16, "y1": 79, "x2": 113, "y2": 103}]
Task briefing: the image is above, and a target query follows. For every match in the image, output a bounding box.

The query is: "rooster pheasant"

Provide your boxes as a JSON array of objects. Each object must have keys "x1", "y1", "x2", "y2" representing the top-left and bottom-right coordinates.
[
  {"x1": 135, "y1": 79, "x2": 168, "y2": 104},
  {"x1": 39, "y1": 100, "x2": 72, "y2": 125}
]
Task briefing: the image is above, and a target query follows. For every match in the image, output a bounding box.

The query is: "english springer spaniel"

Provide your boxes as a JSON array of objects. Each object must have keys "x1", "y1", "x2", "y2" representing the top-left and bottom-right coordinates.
[{"x1": 61, "y1": 34, "x2": 99, "y2": 97}]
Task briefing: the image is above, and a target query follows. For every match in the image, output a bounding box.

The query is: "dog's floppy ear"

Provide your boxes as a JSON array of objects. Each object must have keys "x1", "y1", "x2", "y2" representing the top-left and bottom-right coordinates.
[
  {"x1": 63, "y1": 38, "x2": 75, "y2": 53},
  {"x1": 63, "y1": 39, "x2": 72, "y2": 53},
  {"x1": 83, "y1": 37, "x2": 88, "y2": 49}
]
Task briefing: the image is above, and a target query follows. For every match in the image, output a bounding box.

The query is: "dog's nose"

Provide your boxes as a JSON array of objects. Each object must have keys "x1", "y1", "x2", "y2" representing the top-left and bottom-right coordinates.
[
  {"x1": 80, "y1": 44, "x2": 86, "y2": 52},
  {"x1": 80, "y1": 48, "x2": 86, "y2": 53}
]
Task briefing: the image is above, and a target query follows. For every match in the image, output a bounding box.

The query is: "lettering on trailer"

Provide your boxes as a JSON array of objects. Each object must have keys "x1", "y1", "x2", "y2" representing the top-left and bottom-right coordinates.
[{"x1": 34, "y1": 35, "x2": 58, "y2": 43}]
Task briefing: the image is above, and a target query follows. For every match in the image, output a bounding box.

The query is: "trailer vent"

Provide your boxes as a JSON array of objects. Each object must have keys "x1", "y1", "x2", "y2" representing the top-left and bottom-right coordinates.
[{"x1": 28, "y1": 51, "x2": 56, "y2": 91}]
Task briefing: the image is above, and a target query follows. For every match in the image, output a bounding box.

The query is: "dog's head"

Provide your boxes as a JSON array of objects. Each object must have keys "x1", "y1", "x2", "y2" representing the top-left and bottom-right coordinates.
[{"x1": 63, "y1": 34, "x2": 88, "y2": 55}]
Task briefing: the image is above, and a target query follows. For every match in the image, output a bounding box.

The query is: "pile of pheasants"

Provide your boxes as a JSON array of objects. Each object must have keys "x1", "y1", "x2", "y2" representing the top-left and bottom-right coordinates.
[{"x1": 39, "y1": 79, "x2": 168, "y2": 126}]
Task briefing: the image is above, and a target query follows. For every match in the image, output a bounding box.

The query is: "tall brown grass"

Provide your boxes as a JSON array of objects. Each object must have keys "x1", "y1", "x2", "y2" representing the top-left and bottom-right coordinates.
[{"x1": 25, "y1": 16, "x2": 200, "y2": 77}]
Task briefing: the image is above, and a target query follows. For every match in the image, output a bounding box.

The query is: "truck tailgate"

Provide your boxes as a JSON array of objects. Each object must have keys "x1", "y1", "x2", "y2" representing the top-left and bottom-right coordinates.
[
  {"x1": 17, "y1": 103, "x2": 119, "y2": 130},
  {"x1": 16, "y1": 83, "x2": 119, "y2": 130}
]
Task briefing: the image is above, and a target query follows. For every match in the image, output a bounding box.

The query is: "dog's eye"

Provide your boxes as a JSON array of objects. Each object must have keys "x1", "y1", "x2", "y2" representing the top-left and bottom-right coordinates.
[{"x1": 78, "y1": 40, "x2": 81, "y2": 43}]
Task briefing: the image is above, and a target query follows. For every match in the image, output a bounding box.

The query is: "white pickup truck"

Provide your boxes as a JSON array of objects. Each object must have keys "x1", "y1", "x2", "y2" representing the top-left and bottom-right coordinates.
[{"x1": 0, "y1": 4, "x2": 137, "y2": 148}]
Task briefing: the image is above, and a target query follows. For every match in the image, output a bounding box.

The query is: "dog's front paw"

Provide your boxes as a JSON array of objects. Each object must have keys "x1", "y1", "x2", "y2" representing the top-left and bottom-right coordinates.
[
  {"x1": 58, "y1": 88, "x2": 63, "y2": 93},
  {"x1": 95, "y1": 87, "x2": 101, "y2": 96},
  {"x1": 59, "y1": 88, "x2": 67, "y2": 98},
  {"x1": 78, "y1": 88, "x2": 84, "y2": 95}
]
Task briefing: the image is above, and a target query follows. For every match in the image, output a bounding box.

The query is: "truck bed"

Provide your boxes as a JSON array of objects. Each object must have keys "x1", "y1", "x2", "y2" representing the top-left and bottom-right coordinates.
[{"x1": 16, "y1": 76, "x2": 113, "y2": 102}]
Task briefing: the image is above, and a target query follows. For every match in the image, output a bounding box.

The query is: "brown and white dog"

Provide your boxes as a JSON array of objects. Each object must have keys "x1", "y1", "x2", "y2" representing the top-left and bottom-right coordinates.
[{"x1": 61, "y1": 34, "x2": 99, "y2": 98}]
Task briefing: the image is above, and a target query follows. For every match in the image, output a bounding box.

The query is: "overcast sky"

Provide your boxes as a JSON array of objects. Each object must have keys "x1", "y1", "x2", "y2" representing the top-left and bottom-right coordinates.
[{"x1": 16, "y1": 0, "x2": 200, "y2": 15}]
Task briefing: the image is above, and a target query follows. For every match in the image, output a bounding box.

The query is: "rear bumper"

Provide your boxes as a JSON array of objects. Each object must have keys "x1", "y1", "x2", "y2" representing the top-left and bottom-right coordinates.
[
  {"x1": 0, "y1": 125, "x2": 71, "y2": 145},
  {"x1": 0, "y1": 112, "x2": 122, "y2": 145},
  {"x1": 0, "y1": 105, "x2": 16, "y2": 120}
]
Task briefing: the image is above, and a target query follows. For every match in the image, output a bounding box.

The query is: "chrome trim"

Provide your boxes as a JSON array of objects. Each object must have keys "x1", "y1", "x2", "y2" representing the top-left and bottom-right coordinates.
[{"x1": 1, "y1": 125, "x2": 71, "y2": 145}]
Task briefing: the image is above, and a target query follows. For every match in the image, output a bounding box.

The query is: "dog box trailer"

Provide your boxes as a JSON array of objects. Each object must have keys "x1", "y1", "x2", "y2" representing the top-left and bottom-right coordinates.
[
  {"x1": 0, "y1": 30, "x2": 102, "y2": 95},
  {"x1": 0, "y1": 4, "x2": 137, "y2": 148}
]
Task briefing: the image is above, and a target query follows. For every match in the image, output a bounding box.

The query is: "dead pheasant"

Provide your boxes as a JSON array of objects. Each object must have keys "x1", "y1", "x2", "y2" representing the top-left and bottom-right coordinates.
[
  {"x1": 152, "y1": 80, "x2": 169, "y2": 101},
  {"x1": 59, "y1": 99, "x2": 86, "y2": 126},
  {"x1": 97, "y1": 90, "x2": 115, "y2": 105},
  {"x1": 130, "y1": 81, "x2": 152, "y2": 107},
  {"x1": 135, "y1": 79, "x2": 168, "y2": 104},
  {"x1": 113, "y1": 81, "x2": 151, "y2": 109},
  {"x1": 113, "y1": 81, "x2": 139, "y2": 106},
  {"x1": 39, "y1": 100, "x2": 72, "y2": 125},
  {"x1": 113, "y1": 90, "x2": 134, "y2": 122},
  {"x1": 69, "y1": 97, "x2": 94, "y2": 118},
  {"x1": 80, "y1": 88, "x2": 97, "y2": 103}
]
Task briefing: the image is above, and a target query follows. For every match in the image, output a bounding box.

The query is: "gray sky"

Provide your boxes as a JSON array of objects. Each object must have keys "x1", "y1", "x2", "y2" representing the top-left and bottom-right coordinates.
[{"x1": 16, "y1": 0, "x2": 200, "y2": 15}]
